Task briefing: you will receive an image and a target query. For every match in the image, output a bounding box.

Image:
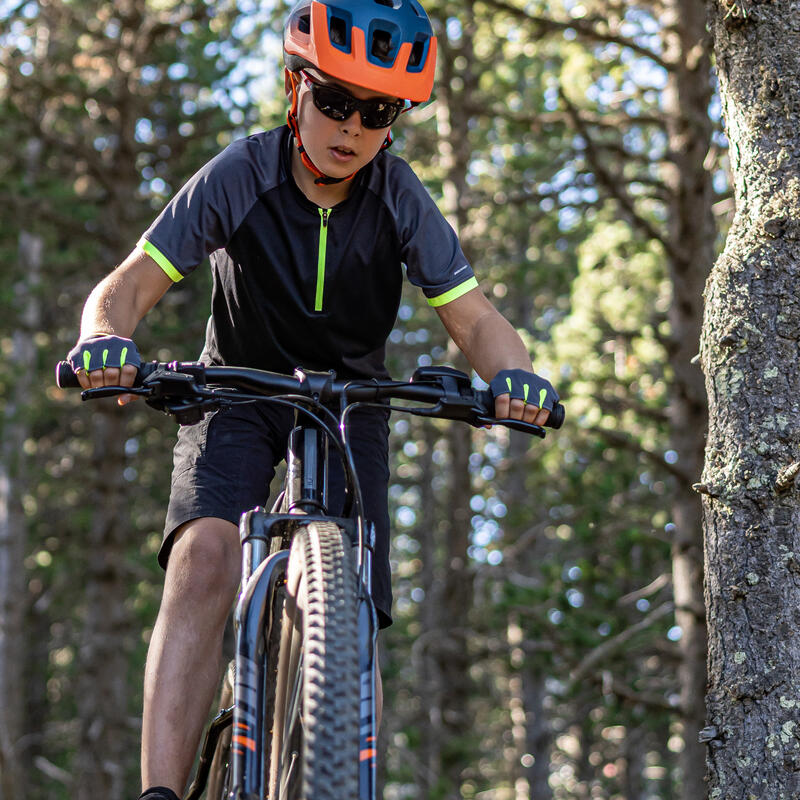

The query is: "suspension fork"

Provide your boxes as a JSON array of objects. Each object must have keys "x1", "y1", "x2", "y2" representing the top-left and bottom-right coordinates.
[
  {"x1": 359, "y1": 520, "x2": 379, "y2": 800},
  {"x1": 230, "y1": 549, "x2": 289, "y2": 798},
  {"x1": 231, "y1": 420, "x2": 328, "y2": 795}
]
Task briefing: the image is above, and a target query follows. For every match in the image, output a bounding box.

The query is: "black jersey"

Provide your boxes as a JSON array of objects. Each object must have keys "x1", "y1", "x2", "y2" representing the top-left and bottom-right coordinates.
[{"x1": 138, "y1": 125, "x2": 476, "y2": 378}]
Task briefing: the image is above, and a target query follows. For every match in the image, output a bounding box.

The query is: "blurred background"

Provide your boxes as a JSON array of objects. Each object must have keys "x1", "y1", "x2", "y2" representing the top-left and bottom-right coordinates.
[{"x1": 0, "y1": 1, "x2": 727, "y2": 798}]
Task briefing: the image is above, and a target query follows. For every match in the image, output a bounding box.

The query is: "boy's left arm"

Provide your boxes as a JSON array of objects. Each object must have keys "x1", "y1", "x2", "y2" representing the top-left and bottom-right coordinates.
[{"x1": 434, "y1": 287, "x2": 557, "y2": 427}]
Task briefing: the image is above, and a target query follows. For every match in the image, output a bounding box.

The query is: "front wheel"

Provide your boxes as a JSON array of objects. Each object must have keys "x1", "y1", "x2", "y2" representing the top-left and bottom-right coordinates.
[{"x1": 267, "y1": 521, "x2": 360, "y2": 800}]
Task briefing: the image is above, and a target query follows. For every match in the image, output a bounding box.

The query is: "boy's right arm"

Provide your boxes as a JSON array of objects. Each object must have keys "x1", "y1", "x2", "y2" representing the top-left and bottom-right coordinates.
[{"x1": 71, "y1": 247, "x2": 173, "y2": 393}]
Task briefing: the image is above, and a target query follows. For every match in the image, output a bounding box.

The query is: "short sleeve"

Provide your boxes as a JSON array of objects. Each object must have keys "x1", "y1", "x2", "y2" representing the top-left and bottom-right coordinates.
[
  {"x1": 370, "y1": 157, "x2": 477, "y2": 307},
  {"x1": 138, "y1": 133, "x2": 278, "y2": 282}
]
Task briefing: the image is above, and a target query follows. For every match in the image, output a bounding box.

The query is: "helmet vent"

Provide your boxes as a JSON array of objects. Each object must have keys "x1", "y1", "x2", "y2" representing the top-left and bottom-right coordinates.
[
  {"x1": 371, "y1": 29, "x2": 393, "y2": 62},
  {"x1": 329, "y1": 15, "x2": 348, "y2": 46},
  {"x1": 298, "y1": 12, "x2": 311, "y2": 34},
  {"x1": 374, "y1": 0, "x2": 401, "y2": 6},
  {"x1": 408, "y1": 39, "x2": 424, "y2": 67}
]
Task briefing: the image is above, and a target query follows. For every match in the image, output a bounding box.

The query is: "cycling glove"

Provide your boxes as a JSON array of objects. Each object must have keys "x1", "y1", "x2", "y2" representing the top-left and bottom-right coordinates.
[
  {"x1": 68, "y1": 335, "x2": 141, "y2": 374},
  {"x1": 489, "y1": 368, "x2": 559, "y2": 411}
]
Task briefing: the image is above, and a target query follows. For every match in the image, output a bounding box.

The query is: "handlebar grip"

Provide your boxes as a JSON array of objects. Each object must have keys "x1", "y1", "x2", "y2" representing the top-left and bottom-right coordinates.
[
  {"x1": 55, "y1": 360, "x2": 159, "y2": 389},
  {"x1": 478, "y1": 389, "x2": 565, "y2": 429},
  {"x1": 56, "y1": 361, "x2": 81, "y2": 388},
  {"x1": 549, "y1": 402, "x2": 565, "y2": 430}
]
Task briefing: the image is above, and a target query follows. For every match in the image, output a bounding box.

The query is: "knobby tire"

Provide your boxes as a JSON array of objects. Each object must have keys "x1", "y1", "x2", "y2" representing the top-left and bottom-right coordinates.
[{"x1": 268, "y1": 521, "x2": 360, "y2": 800}]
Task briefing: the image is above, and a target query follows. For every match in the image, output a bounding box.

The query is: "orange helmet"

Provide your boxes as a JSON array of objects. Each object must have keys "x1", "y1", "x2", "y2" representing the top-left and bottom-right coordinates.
[{"x1": 283, "y1": 0, "x2": 437, "y2": 103}]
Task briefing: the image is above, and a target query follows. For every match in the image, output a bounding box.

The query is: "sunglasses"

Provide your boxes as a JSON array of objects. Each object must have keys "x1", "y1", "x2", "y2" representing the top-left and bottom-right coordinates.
[{"x1": 300, "y1": 70, "x2": 409, "y2": 130}]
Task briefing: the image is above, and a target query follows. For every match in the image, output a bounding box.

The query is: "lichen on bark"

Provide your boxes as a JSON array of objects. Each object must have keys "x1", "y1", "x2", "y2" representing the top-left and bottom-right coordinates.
[{"x1": 702, "y1": 1, "x2": 800, "y2": 797}]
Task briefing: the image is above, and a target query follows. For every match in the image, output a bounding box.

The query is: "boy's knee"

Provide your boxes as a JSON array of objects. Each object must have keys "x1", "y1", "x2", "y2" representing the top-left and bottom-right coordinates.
[{"x1": 166, "y1": 518, "x2": 241, "y2": 600}]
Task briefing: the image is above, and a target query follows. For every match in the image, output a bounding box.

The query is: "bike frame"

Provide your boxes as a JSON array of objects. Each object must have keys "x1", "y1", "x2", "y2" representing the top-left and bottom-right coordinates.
[{"x1": 58, "y1": 359, "x2": 561, "y2": 800}]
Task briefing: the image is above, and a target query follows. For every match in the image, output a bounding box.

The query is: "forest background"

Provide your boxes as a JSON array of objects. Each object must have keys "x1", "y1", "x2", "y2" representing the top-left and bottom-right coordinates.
[{"x1": 0, "y1": 0, "x2": 765, "y2": 798}]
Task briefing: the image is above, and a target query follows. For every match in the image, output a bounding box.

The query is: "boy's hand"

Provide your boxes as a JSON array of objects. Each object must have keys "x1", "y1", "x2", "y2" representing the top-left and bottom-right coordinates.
[
  {"x1": 489, "y1": 368, "x2": 559, "y2": 427},
  {"x1": 67, "y1": 335, "x2": 141, "y2": 404}
]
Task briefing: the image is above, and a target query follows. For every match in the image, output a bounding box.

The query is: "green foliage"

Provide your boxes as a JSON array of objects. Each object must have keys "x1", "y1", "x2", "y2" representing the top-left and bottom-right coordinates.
[
  {"x1": 1, "y1": 0, "x2": 722, "y2": 796},
  {"x1": 1, "y1": 0, "x2": 266, "y2": 795}
]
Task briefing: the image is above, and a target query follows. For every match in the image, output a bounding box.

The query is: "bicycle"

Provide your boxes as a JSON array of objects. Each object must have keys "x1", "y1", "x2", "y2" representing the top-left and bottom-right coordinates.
[{"x1": 56, "y1": 359, "x2": 564, "y2": 800}]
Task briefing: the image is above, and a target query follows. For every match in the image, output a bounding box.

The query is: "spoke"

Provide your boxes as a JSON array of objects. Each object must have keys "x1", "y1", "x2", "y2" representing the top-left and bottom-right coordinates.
[
  {"x1": 279, "y1": 751, "x2": 299, "y2": 800},
  {"x1": 280, "y1": 648, "x2": 304, "y2": 789}
]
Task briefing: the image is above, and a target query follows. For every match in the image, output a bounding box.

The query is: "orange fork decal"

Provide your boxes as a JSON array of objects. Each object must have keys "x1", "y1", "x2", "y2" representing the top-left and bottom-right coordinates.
[{"x1": 233, "y1": 734, "x2": 257, "y2": 752}]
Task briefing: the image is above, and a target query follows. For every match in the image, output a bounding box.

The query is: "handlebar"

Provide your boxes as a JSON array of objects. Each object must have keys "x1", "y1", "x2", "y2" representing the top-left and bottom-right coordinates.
[{"x1": 56, "y1": 360, "x2": 564, "y2": 435}]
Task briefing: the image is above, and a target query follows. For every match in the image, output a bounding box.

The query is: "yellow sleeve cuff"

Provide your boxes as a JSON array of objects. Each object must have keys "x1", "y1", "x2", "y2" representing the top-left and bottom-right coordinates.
[
  {"x1": 137, "y1": 237, "x2": 184, "y2": 283},
  {"x1": 427, "y1": 277, "x2": 479, "y2": 308}
]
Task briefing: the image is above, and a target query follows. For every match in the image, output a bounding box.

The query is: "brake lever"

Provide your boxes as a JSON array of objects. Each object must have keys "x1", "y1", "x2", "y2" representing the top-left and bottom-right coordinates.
[
  {"x1": 474, "y1": 415, "x2": 546, "y2": 438},
  {"x1": 396, "y1": 403, "x2": 547, "y2": 438},
  {"x1": 81, "y1": 386, "x2": 152, "y2": 401}
]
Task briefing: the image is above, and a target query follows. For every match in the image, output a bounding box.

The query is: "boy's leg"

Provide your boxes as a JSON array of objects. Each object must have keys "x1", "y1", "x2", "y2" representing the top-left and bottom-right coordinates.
[{"x1": 141, "y1": 517, "x2": 241, "y2": 796}]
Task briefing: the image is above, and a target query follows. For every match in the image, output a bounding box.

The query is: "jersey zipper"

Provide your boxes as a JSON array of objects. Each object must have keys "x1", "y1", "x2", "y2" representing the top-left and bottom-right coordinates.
[{"x1": 315, "y1": 207, "x2": 331, "y2": 312}]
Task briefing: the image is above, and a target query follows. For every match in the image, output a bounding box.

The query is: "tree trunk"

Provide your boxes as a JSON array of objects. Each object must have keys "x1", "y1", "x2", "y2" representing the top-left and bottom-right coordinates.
[
  {"x1": 73, "y1": 408, "x2": 132, "y2": 800},
  {"x1": 521, "y1": 664, "x2": 553, "y2": 800},
  {"x1": 661, "y1": 1, "x2": 716, "y2": 796},
  {"x1": 622, "y1": 726, "x2": 646, "y2": 800},
  {"x1": 417, "y1": 422, "x2": 445, "y2": 797},
  {"x1": 502, "y1": 315, "x2": 554, "y2": 799},
  {"x1": 0, "y1": 225, "x2": 42, "y2": 800},
  {"x1": 701, "y1": 2, "x2": 800, "y2": 797},
  {"x1": 432, "y1": 8, "x2": 479, "y2": 795}
]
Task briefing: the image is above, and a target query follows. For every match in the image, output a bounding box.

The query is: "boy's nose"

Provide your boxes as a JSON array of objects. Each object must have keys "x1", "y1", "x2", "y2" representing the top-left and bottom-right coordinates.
[{"x1": 340, "y1": 110, "x2": 363, "y2": 133}]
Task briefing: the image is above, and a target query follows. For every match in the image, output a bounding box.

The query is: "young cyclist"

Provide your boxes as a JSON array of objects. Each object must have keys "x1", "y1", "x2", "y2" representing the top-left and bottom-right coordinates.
[{"x1": 67, "y1": 0, "x2": 559, "y2": 797}]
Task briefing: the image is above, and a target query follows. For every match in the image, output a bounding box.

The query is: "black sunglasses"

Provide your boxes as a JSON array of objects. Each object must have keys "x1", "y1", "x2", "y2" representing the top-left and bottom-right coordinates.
[{"x1": 300, "y1": 70, "x2": 408, "y2": 130}]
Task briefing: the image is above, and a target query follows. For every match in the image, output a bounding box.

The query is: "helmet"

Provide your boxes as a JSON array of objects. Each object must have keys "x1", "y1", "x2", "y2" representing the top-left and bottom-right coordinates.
[{"x1": 283, "y1": 0, "x2": 437, "y2": 103}]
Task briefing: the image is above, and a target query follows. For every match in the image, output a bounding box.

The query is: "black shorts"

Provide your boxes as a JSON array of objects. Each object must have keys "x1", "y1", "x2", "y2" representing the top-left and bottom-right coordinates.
[{"x1": 162, "y1": 402, "x2": 393, "y2": 628}]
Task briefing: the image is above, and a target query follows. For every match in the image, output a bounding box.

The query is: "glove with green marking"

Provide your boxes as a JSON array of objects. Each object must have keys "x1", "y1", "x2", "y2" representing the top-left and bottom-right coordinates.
[
  {"x1": 68, "y1": 335, "x2": 141, "y2": 374},
  {"x1": 489, "y1": 368, "x2": 559, "y2": 412}
]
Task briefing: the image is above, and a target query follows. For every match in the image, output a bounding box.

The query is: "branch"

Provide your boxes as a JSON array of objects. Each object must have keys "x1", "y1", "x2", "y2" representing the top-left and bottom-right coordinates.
[
  {"x1": 34, "y1": 756, "x2": 71, "y2": 786},
  {"x1": 594, "y1": 393, "x2": 670, "y2": 425},
  {"x1": 561, "y1": 92, "x2": 676, "y2": 258},
  {"x1": 618, "y1": 573, "x2": 672, "y2": 605},
  {"x1": 602, "y1": 672, "x2": 678, "y2": 711},
  {"x1": 469, "y1": 104, "x2": 667, "y2": 133},
  {"x1": 569, "y1": 601, "x2": 674, "y2": 685},
  {"x1": 589, "y1": 425, "x2": 692, "y2": 483},
  {"x1": 479, "y1": 0, "x2": 669, "y2": 70}
]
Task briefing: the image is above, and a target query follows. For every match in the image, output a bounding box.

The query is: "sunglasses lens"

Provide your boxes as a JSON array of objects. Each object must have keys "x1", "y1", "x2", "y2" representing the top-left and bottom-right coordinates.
[
  {"x1": 311, "y1": 85, "x2": 353, "y2": 120},
  {"x1": 310, "y1": 82, "x2": 402, "y2": 129},
  {"x1": 361, "y1": 102, "x2": 402, "y2": 128}
]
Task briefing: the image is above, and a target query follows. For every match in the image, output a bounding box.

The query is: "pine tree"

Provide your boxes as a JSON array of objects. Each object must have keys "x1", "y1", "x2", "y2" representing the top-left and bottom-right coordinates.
[{"x1": 701, "y1": 1, "x2": 800, "y2": 797}]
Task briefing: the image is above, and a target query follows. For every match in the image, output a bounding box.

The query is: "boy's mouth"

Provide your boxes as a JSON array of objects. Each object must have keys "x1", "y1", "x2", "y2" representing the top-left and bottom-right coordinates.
[{"x1": 330, "y1": 145, "x2": 356, "y2": 160}]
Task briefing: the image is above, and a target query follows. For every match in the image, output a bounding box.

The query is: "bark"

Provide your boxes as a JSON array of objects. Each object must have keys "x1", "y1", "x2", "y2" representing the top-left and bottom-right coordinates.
[
  {"x1": 0, "y1": 224, "x2": 43, "y2": 800},
  {"x1": 661, "y1": 2, "x2": 716, "y2": 796},
  {"x1": 701, "y1": 2, "x2": 800, "y2": 797}
]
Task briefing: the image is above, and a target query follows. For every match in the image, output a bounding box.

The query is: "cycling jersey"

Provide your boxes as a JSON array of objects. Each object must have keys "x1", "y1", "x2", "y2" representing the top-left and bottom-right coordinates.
[{"x1": 138, "y1": 125, "x2": 476, "y2": 378}]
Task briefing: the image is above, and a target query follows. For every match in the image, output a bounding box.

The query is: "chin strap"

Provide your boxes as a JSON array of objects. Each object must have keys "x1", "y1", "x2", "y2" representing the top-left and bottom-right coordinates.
[{"x1": 287, "y1": 71, "x2": 393, "y2": 187}]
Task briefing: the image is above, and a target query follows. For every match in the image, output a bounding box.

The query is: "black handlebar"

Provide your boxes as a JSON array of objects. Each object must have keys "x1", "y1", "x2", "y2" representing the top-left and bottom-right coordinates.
[{"x1": 56, "y1": 360, "x2": 564, "y2": 433}]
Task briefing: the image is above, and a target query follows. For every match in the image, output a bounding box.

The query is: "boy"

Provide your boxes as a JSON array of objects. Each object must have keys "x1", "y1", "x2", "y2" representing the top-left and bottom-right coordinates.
[{"x1": 67, "y1": 0, "x2": 559, "y2": 797}]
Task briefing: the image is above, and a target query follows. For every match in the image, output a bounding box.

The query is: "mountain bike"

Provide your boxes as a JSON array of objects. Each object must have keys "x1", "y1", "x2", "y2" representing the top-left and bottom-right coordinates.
[{"x1": 56, "y1": 359, "x2": 563, "y2": 800}]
